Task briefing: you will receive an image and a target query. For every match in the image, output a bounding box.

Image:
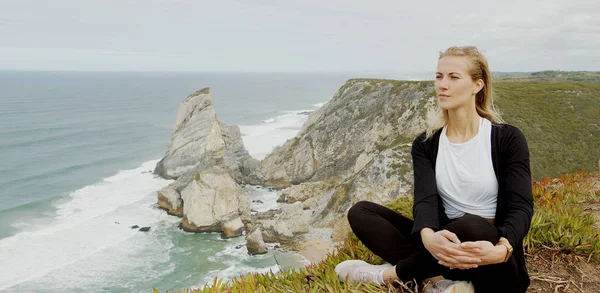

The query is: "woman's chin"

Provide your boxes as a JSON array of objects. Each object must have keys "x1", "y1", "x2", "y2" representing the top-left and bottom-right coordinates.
[{"x1": 438, "y1": 101, "x2": 454, "y2": 110}]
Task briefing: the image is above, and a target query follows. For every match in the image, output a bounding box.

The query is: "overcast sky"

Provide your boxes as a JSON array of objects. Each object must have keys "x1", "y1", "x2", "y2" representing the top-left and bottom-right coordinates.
[{"x1": 1, "y1": 0, "x2": 599, "y2": 73}]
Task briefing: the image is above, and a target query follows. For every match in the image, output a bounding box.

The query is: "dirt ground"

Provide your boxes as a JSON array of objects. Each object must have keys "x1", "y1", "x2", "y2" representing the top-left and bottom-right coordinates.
[{"x1": 526, "y1": 249, "x2": 600, "y2": 293}]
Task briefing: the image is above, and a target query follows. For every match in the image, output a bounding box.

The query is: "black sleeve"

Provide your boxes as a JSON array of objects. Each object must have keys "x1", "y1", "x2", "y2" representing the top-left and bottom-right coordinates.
[
  {"x1": 411, "y1": 134, "x2": 441, "y2": 236},
  {"x1": 496, "y1": 127, "x2": 534, "y2": 247}
]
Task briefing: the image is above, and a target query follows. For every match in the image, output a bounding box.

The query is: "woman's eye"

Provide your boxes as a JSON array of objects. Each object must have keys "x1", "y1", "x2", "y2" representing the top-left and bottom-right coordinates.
[{"x1": 435, "y1": 76, "x2": 442, "y2": 79}]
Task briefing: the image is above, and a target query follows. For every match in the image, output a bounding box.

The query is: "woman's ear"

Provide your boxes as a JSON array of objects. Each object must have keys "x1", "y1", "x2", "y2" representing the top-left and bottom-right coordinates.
[{"x1": 474, "y1": 79, "x2": 484, "y2": 94}]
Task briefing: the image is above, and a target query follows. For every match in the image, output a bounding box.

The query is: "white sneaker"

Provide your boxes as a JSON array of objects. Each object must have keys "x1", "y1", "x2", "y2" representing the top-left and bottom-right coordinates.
[
  {"x1": 334, "y1": 260, "x2": 392, "y2": 284},
  {"x1": 424, "y1": 279, "x2": 475, "y2": 293}
]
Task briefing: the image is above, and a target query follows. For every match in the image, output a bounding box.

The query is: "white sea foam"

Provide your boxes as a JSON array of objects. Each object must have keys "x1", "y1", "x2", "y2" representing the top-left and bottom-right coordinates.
[
  {"x1": 0, "y1": 160, "x2": 174, "y2": 291},
  {"x1": 246, "y1": 185, "x2": 280, "y2": 213},
  {"x1": 240, "y1": 111, "x2": 309, "y2": 160},
  {"x1": 9, "y1": 221, "x2": 30, "y2": 229},
  {"x1": 1, "y1": 105, "x2": 319, "y2": 292},
  {"x1": 239, "y1": 101, "x2": 328, "y2": 161},
  {"x1": 198, "y1": 236, "x2": 281, "y2": 289}
]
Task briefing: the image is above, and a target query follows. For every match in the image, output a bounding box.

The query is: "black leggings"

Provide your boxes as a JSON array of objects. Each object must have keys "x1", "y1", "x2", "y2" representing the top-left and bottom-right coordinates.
[{"x1": 348, "y1": 201, "x2": 520, "y2": 292}]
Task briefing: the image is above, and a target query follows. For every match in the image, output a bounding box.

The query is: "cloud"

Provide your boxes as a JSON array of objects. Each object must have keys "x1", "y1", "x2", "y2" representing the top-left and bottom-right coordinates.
[{"x1": 0, "y1": 0, "x2": 598, "y2": 72}]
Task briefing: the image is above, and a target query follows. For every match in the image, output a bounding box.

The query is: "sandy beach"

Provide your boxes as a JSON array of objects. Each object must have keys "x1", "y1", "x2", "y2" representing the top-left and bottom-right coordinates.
[{"x1": 294, "y1": 227, "x2": 339, "y2": 264}]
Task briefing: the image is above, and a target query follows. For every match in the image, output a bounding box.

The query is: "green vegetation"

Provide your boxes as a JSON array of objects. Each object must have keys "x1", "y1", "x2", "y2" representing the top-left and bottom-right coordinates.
[
  {"x1": 341, "y1": 78, "x2": 428, "y2": 97},
  {"x1": 385, "y1": 144, "x2": 412, "y2": 180},
  {"x1": 154, "y1": 239, "x2": 415, "y2": 293},
  {"x1": 525, "y1": 171, "x2": 600, "y2": 261},
  {"x1": 495, "y1": 71, "x2": 600, "y2": 82},
  {"x1": 384, "y1": 196, "x2": 414, "y2": 220},
  {"x1": 494, "y1": 81, "x2": 600, "y2": 180}
]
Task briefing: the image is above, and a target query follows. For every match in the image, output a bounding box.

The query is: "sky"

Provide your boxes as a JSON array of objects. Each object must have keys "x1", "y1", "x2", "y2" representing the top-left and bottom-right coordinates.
[{"x1": 1, "y1": 0, "x2": 599, "y2": 73}]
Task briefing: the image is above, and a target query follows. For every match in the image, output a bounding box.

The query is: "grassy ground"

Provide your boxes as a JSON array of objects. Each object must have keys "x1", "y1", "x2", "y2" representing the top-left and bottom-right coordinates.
[
  {"x1": 494, "y1": 71, "x2": 600, "y2": 83},
  {"x1": 494, "y1": 81, "x2": 600, "y2": 181},
  {"x1": 158, "y1": 171, "x2": 600, "y2": 293}
]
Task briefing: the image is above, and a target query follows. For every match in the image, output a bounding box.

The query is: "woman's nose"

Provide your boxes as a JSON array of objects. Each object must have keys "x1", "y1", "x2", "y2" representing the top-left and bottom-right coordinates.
[{"x1": 437, "y1": 78, "x2": 449, "y2": 89}]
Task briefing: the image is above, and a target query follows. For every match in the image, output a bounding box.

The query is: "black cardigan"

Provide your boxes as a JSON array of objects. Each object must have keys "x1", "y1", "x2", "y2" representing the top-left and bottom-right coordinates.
[{"x1": 411, "y1": 122, "x2": 534, "y2": 291}]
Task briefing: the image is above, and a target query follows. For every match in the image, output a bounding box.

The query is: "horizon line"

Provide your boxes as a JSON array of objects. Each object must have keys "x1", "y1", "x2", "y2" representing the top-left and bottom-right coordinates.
[{"x1": 1, "y1": 69, "x2": 598, "y2": 75}]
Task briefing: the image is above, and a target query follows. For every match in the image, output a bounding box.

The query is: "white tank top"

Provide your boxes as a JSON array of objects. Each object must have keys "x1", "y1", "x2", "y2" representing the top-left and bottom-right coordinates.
[{"x1": 435, "y1": 117, "x2": 498, "y2": 219}]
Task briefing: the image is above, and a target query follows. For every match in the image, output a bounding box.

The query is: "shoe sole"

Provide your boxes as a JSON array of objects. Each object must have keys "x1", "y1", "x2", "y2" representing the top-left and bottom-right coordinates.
[{"x1": 447, "y1": 282, "x2": 475, "y2": 293}]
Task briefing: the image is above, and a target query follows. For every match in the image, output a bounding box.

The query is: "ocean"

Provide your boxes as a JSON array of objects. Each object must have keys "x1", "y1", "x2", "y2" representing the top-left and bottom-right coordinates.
[{"x1": 0, "y1": 71, "x2": 356, "y2": 292}]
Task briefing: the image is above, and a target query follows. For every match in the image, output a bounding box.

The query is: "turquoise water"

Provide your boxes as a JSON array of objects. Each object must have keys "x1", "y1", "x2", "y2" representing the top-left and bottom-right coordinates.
[{"x1": 0, "y1": 71, "x2": 354, "y2": 292}]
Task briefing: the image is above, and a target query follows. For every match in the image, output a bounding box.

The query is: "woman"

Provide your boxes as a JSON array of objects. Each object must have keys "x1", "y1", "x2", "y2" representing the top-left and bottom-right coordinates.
[{"x1": 335, "y1": 46, "x2": 533, "y2": 293}]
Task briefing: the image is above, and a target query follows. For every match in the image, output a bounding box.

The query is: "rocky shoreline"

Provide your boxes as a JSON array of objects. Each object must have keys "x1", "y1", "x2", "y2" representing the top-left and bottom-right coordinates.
[{"x1": 152, "y1": 80, "x2": 434, "y2": 257}]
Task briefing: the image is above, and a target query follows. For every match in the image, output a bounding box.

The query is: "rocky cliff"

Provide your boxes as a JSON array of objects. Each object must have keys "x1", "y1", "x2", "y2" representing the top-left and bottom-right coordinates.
[
  {"x1": 154, "y1": 88, "x2": 259, "y2": 236},
  {"x1": 154, "y1": 78, "x2": 600, "y2": 253},
  {"x1": 154, "y1": 88, "x2": 261, "y2": 184},
  {"x1": 154, "y1": 79, "x2": 441, "y2": 248},
  {"x1": 259, "y1": 79, "x2": 435, "y2": 234}
]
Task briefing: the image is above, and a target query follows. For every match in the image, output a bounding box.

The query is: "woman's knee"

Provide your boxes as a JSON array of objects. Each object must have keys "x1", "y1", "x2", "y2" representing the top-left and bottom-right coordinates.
[
  {"x1": 347, "y1": 201, "x2": 374, "y2": 225},
  {"x1": 443, "y1": 214, "x2": 499, "y2": 243}
]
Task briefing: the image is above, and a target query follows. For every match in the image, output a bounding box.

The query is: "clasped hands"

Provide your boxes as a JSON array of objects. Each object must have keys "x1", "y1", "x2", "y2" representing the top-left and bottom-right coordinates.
[{"x1": 421, "y1": 228, "x2": 506, "y2": 270}]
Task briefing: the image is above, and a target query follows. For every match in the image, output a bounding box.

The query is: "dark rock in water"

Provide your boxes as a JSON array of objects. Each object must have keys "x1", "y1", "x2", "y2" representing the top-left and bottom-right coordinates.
[
  {"x1": 252, "y1": 200, "x2": 264, "y2": 204},
  {"x1": 139, "y1": 226, "x2": 151, "y2": 232},
  {"x1": 220, "y1": 213, "x2": 245, "y2": 239},
  {"x1": 235, "y1": 244, "x2": 245, "y2": 249},
  {"x1": 131, "y1": 225, "x2": 139, "y2": 229},
  {"x1": 220, "y1": 228, "x2": 244, "y2": 239},
  {"x1": 115, "y1": 222, "x2": 120, "y2": 224}
]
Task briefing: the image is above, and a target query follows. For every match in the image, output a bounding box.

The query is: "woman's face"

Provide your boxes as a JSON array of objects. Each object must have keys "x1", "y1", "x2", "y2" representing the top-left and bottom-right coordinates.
[{"x1": 435, "y1": 56, "x2": 481, "y2": 111}]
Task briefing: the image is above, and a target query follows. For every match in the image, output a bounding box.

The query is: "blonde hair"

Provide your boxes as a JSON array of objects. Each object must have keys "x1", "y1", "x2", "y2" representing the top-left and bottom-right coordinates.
[{"x1": 425, "y1": 46, "x2": 504, "y2": 140}]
